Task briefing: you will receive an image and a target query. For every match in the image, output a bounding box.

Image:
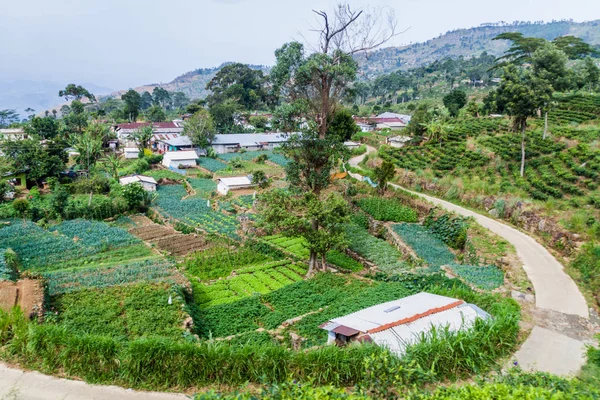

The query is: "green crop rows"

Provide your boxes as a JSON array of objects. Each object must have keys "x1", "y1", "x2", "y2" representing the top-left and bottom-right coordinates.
[
  {"x1": 356, "y1": 197, "x2": 418, "y2": 222},
  {"x1": 154, "y1": 185, "x2": 240, "y2": 239},
  {"x1": 188, "y1": 178, "x2": 217, "y2": 197},
  {"x1": 218, "y1": 150, "x2": 289, "y2": 166},
  {"x1": 198, "y1": 157, "x2": 228, "y2": 172},
  {"x1": 44, "y1": 259, "x2": 180, "y2": 296},
  {"x1": 262, "y1": 235, "x2": 310, "y2": 259},
  {"x1": 192, "y1": 260, "x2": 307, "y2": 308},
  {"x1": 344, "y1": 224, "x2": 408, "y2": 273}
]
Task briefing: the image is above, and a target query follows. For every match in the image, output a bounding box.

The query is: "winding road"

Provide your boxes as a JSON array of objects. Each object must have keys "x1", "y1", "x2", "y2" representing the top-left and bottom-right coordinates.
[{"x1": 348, "y1": 147, "x2": 596, "y2": 376}]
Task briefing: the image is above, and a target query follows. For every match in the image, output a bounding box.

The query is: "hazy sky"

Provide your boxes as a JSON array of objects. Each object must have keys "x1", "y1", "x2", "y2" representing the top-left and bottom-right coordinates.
[{"x1": 1, "y1": 0, "x2": 598, "y2": 90}]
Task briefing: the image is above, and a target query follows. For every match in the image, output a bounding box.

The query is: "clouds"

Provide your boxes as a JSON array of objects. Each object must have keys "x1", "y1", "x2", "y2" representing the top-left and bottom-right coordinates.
[{"x1": 0, "y1": 0, "x2": 596, "y2": 89}]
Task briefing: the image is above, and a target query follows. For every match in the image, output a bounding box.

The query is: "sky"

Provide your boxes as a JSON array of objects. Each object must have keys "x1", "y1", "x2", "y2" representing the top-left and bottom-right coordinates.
[{"x1": 0, "y1": 0, "x2": 598, "y2": 90}]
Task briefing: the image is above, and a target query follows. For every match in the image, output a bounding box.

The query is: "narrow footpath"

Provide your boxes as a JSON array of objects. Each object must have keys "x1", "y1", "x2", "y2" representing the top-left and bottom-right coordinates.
[{"x1": 348, "y1": 147, "x2": 596, "y2": 376}]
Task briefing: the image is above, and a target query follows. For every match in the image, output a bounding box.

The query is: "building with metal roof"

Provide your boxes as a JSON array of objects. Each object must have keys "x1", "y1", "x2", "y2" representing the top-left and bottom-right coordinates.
[
  {"x1": 217, "y1": 176, "x2": 254, "y2": 195},
  {"x1": 211, "y1": 133, "x2": 290, "y2": 154},
  {"x1": 119, "y1": 175, "x2": 158, "y2": 192},
  {"x1": 320, "y1": 292, "x2": 490, "y2": 355}
]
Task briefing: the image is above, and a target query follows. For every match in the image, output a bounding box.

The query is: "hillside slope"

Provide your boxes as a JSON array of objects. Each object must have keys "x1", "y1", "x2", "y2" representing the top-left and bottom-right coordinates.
[
  {"x1": 108, "y1": 63, "x2": 269, "y2": 100},
  {"x1": 356, "y1": 20, "x2": 600, "y2": 78}
]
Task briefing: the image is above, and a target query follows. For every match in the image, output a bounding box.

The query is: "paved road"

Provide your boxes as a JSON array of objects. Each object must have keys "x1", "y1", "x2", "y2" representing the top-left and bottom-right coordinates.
[
  {"x1": 388, "y1": 183, "x2": 592, "y2": 376},
  {"x1": 348, "y1": 145, "x2": 376, "y2": 168},
  {"x1": 0, "y1": 364, "x2": 189, "y2": 400}
]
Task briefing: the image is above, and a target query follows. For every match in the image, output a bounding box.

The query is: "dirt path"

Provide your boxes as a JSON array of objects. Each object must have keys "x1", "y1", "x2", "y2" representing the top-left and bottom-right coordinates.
[
  {"x1": 0, "y1": 363, "x2": 189, "y2": 400},
  {"x1": 388, "y1": 183, "x2": 596, "y2": 376},
  {"x1": 348, "y1": 145, "x2": 376, "y2": 168}
]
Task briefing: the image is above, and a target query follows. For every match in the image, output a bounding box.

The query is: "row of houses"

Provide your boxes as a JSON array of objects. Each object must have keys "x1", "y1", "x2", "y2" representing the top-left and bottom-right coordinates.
[{"x1": 354, "y1": 112, "x2": 412, "y2": 132}]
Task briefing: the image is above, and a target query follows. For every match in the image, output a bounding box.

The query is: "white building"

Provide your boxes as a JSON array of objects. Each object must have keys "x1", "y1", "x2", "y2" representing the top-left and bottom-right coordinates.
[
  {"x1": 0, "y1": 128, "x2": 28, "y2": 141},
  {"x1": 119, "y1": 175, "x2": 158, "y2": 192},
  {"x1": 377, "y1": 112, "x2": 412, "y2": 123},
  {"x1": 211, "y1": 133, "x2": 289, "y2": 154},
  {"x1": 162, "y1": 150, "x2": 198, "y2": 169},
  {"x1": 217, "y1": 176, "x2": 254, "y2": 195},
  {"x1": 320, "y1": 292, "x2": 490, "y2": 355},
  {"x1": 124, "y1": 147, "x2": 139, "y2": 159},
  {"x1": 386, "y1": 135, "x2": 412, "y2": 148},
  {"x1": 344, "y1": 141, "x2": 361, "y2": 150},
  {"x1": 114, "y1": 121, "x2": 184, "y2": 140}
]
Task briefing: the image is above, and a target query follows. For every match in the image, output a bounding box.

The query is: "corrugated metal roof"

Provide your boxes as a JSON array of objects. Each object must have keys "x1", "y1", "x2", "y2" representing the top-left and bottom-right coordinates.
[
  {"x1": 218, "y1": 177, "x2": 252, "y2": 186},
  {"x1": 212, "y1": 133, "x2": 290, "y2": 146},
  {"x1": 119, "y1": 175, "x2": 158, "y2": 185},
  {"x1": 330, "y1": 293, "x2": 460, "y2": 333},
  {"x1": 369, "y1": 303, "x2": 485, "y2": 356},
  {"x1": 164, "y1": 150, "x2": 198, "y2": 160}
]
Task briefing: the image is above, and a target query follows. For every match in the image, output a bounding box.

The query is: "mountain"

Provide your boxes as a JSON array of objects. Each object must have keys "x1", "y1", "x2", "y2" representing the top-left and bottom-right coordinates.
[
  {"x1": 107, "y1": 63, "x2": 270, "y2": 100},
  {"x1": 356, "y1": 19, "x2": 600, "y2": 78},
  {"x1": 0, "y1": 80, "x2": 113, "y2": 118}
]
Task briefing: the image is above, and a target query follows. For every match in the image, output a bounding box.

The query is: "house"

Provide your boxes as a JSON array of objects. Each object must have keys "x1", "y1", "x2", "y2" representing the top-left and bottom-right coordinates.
[
  {"x1": 344, "y1": 141, "x2": 361, "y2": 150},
  {"x1": 124, "y1": 147, "x2": 139, "y2": 159},
  {"x1": 162, "y1": 150, "x2": 198, "y2": 169},
  {"x1": 374, "y1": 117, "x2": 408, "y2": 130},
  {"x1": 211, "y1": 133, "x2": 289, "y2": 154},
  {"x1": 153, "y1": 134, "x2": 195, "y2": 153},
  {"x1": 217, "y1": 176, "x2": 254, "y2": 195},
  {"x1": 386, "y1": 135, "x2": 412, "y2": 148},
  {"x1": 355, "y1": 120, "x2": 375, "y2": 132},
  {"x1": 353, "y1": 114, "x2": 411, "y2": 132},
  {"x1": 320, "y1": 292, "x2": 490, "y2": 355},
  {"x1": 0, "y1": 128, "x2": 28, "y2": 141},
  {"x1": 376, "y1": 112, "x2": 412, "y2": 124},
  {"x1": 119, "y1": 175, "x2": 158, "y2": 192},
  {"x1": 113, "y1": 121, "x2": 184, "y2": 140},
  {"x1": 2, "y1": 170, "x2": 27, "y2": 190}
]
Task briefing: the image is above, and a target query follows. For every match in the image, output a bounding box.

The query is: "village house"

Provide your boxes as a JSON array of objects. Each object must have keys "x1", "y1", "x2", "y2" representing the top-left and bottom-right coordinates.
[
  {"x1": 216, "y1": 176, "x2": 254, "y2": 195},
  {"x1": 211, "y1": 133, "x2": 289, "y2": 154},
  {"x1": 320, "y1": 292, "x2": 490, "y2": 355},
  {"x1": 344, "y1": 141, "x2": 361, "y2": 150},
  {"x1": 119, "y1": 175, "x2": 158, "y2": 192},
  {"x1": 113, "y1": 121, "x2": 184, "y2": 140},
  {"x1": 162, "y1": 150, "x2": 198, "y2": 169},
  {"x1": 123, "y1": 147, "x2": 140, "y2": 159},
  {"x1": 353, "y1": 113, "x2": 411, "y2": 132},
  {"x1": 0, "y1": 128, "x2": 29, "y2": 141},
  {"x1": 153, "y1": 134, "x2": 196, "y2": 153}
]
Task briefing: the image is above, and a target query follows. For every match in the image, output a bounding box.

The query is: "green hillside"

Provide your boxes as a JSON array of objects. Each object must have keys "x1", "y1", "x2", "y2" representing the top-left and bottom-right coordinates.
[{"x1": 356, "y1": 20, "x2": 600, "y2": 78}]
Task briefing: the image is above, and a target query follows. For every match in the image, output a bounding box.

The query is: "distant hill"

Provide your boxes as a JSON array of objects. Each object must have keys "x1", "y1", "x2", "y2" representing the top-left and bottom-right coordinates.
[
  {"x1": 0, "y1": 80, "x2": 113, "y2": 118},
  {"x1": 108, "y1": 63, "x2": 270, "y2": 100},
  {"x1": 356, "y1": 20, "x2": 600, "y2": 78}
]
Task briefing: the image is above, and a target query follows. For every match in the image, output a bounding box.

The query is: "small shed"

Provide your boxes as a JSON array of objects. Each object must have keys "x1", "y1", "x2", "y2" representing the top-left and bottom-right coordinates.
[
  {"x1": 344, "y1": 141, "x2": 361, "y2": 150},
  {"x1": 217, "y1": 176, "x2": 254, "y2": 195},
  {"x1": 162, "y1": 151, "x2": 198, "y2": 169},
  {"x1": 124, "y1": 147, "x2": 139, "y2": 159},
  {"x1": 119, "y1": 175, "x2": 158, "y2": 192},
  {"x1": 386, "y1": 135, "x2": 412, "y2": 148},
  {"x1": 320, "y1": 292, "x2": 490, "y2": 355}
]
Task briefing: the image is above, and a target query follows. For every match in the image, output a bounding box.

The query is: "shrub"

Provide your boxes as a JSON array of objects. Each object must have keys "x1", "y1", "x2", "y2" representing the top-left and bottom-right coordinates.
[
  {"x1": 12, "y1": 198, "x2": 30, "y2": 217},
  {"x1": 424, "y1": 210, "x2": 468, "y2": 250}
]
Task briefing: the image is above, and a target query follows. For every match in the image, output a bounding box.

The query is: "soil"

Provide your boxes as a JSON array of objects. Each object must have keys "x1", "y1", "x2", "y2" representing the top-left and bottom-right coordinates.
[{"x1": 0, "y1": 278, "x2": 44, "y2": 319}]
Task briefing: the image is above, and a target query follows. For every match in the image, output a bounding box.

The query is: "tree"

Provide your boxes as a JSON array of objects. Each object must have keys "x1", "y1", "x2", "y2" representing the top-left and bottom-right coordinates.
[
  {"x1": 63, "y1": 100, "x2": 88, "y2": 136},
  {"x1": 258, "y1": 189, "x2": 349, "y2": 275},
  {"x1": 186, "y1": 99, "x2": 206, "y2": 115},
  {"x1": 422, "y1": 119, "x2": 449, "y2": 148},
  {"x1": 172, "y1": 92, "x2": 190, "y2": 110},
  {"x1": 24, "y1": 116, "x2": 59, "y2": 140},
  {"x1": 0, "y1": 139, "x2": 67, "y2": 185},
  {"x1": 24, "y1": 108, "x2": 35, "y2": 120},
  {"x1": 102, "y1": 153, "x2": 122, "y2": 180},
  {"x1": 58, "y1": 84, "x2": 96, "y2": 102},
  {"x1": 140, "y1": 91, "x2": 154, "y2": 110},
  {"x1": 553, "y1": 36, "x2": 597, "y2": 59},
  {"x1": 123, "y1": 182, "x2": 150, "y2": 210},
  {"x1": 251, "y1": 170, "x2": 269, "y2": 189},
  {"x1": 271, "y1": 101, "x2": 308, "y2": 133},
  {"x1": 206, "y1": 63, "x2": 266, "y2": 110},
  {"x1": 269, "y1": 3, "x2": 397, "y2": 272},
  {"x1": 146, "y1": 105, "x2": 167, "y2": 122},
  {"x1": 578, "y1": 57, "x2": 600, "y2": 91},
  {"x1": 121, "y1": 90, "x2": 142, "y2": 122},
  {"x1": 531, "y1": 43, "x2": 570, "y2": 138},
  {"x1": 209, "y1": 100, "x2": 240, "y2": 133},
  {"x1": 327, "y1": 109, "x2": 360, "y2": 142},
  {"x1": 492, "y1": 32, "x2": 546, "y2": 66},
  {"x1": 465, "y1": 101, "x2": 480, "y2": 117},
  {"x1": 73, "y1": 131, "x2": 103, "y2": 170},
  {"x1": 494, "y1": 65, "x2": 552, "y2": 177},
  {"x1": 152, "y1": 87, "x2": 172, "y2": 109},
  {"x1": 442, "y1": 89, "x2": 467, "y2": 117},
  {"x1": 248, "y1": 116, "x2": 269, "y2": 131},
  {"x1": 0, "y1": 109, "x2": 20, "y2": 128},
  {"x1": 373, "y1": 161, "x2": 396, "y2": 194},
  {"x1": 130, "y1": 126, "x2": 154, "y2": 155},
  {"x1": 184, "y1": 110, "x2": 215, "y2": 150}
]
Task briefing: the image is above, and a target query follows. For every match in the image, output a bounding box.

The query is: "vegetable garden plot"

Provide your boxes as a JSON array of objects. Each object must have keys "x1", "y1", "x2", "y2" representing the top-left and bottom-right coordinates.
[
  {"x1": 192, "y1": 260, "x2": 306, "y2": 308},
  {"x1": 262, "y1": 235, "x2": 310, "y2": 259},
  {"x1": 50, "y1": 282, "x2": 188, "y2": 341},
  {"x1": 197, "y1": 157, "x2": 228, "y2": 172},
  {"x1": 355, "y1": 197, "x2": 418, "y2": 222},
  {"x1": 218, "y1": 150, "x2": 290, "y2": 166},
  {"x1": 0, "y1": 220, "x2": 148, "y2": 272},
  {"x1": 344, "y1": 224, "x2": 408, "y2": 273},
  {"x1": 188, "y1": 178, "x2": 217, "y2": 197},
  {"x1": 44, "y1": 259, "x2": 183, "y2": 296},
  {"x1": 154, "y1": 185, "x2": 241, "y2": 239}
]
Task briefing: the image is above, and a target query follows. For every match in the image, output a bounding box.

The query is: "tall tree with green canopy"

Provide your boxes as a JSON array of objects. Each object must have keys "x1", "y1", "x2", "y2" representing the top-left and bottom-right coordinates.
[
  {"x1": 442, "y1": 89, "x2": 467, "y2": 117},
  {"x1": 184, "y1": 109, "x2": 215, "y2": 151},
  {"x1": 130, "y1": 126, "x2": 154, "y2": 155},
  {"x1": 327, "y1": 109, "x2": 360, "y2": 141},
  {"x1": 0, "y1": 109, "x2": 20, "y2": 128},
  {"x1": 152, "y1": 87, "x2": 172, "y2": 109},
  {"x1": 121, "y1": 90, "x2": 142, "y2": 122},
  {"x1": 206, "y1": 63, "x2": 266, "y2": 110},
  {"x1": 63, "y1": 100, "x2": 88, "y2": 136},
  {"x1": 0, "y1": 139, "x2": 67, "y2": 185},
  {"x1": 58, "y1": 84, "x2": 96, "y2": 102},
  {"x1": 257, "y1": 189, "x2": 350, "y2": 275},
  {"x1": 494, "y1": 64, "x2": 552, "y2": 177},
  {"x1": 146, "y1": 105, "x2": 167, "y2": 122},
  {"x1": 531, "y1": 43, "x2": 570, "y2": 138},
  {"x1": 267, "y1": 3, "x2": 398, "y2": 272},
  {"x1": 140, "y1": 91, "x2": 154, "y2": 110},
  {"x1": 24, "y1": 116, "x2": 60, "y2": 140},
  {"x1": 552, "y1": 35, "x2": 598, "y2": 59},
  {"x1": 209, "y1": 99, "x2": 240, "y2": 133},
  {"x1": 73, "y1": 131, "x2": 103, "y2": 170}
]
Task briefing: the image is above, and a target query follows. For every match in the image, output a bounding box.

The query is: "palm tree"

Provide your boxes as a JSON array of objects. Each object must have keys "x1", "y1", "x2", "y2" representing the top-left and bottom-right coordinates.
[
  {"x1": 102, "y1": 153, "x2": 122, "y2": 180},
  {"x1": 423, "y1": 120, "x2": 449, "y2": 148}
]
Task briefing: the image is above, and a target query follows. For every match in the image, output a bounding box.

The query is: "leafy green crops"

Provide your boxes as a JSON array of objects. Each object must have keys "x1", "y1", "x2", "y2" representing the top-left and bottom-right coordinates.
[{"x1": 356, "y1": 197, "x2": 418, "y2": 223}]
